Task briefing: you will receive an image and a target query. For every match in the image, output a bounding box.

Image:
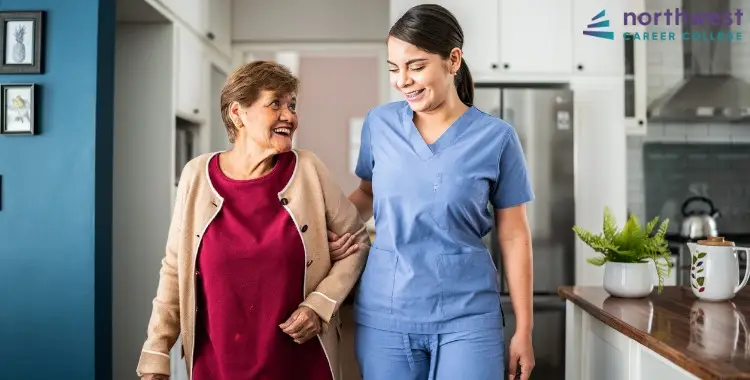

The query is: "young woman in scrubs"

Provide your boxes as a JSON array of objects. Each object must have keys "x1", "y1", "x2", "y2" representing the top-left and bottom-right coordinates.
[{"x1": 335, "y1": 4, "x2": 536, "y2": 380}]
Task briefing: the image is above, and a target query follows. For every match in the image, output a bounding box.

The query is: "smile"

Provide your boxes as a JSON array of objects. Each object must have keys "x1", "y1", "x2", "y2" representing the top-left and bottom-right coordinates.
[
  {"x1": 273, "y1": 127, "x2": 292, "y2": 136},
  {"x1": 405, "y1": 89, "x2": 424, "y2": 99}
]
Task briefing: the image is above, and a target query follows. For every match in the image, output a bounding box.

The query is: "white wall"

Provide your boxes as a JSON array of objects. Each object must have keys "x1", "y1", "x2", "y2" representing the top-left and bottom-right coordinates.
[
  {"x1": 626, "y1": 0, "x2": 750, "y2": 222},
  {"x1": 232, "y1": 0, "x2": 390, "y2": 42},
  {"x1": 112, "y1": 23, "x2": 175, "y2": 380}
]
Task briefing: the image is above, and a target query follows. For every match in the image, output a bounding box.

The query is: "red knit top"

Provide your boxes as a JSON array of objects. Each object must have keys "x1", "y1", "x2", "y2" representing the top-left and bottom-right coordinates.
[{"x1": 192, "y1": 152, "x2": 332, "y2": 380}]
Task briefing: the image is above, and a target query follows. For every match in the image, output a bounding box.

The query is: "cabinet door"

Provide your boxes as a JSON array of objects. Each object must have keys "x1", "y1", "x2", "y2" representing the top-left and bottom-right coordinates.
[
  {"x1": 497, "y1": 0, "x2": 573, "y2": 75},
  {"x1": 205, "y1": 0, "x2": 232, "y2": 57},
  {"x1": 572, "y1": 0, "x2": 624, "y2": 76},
  {"x1": 389, "y1": 0, "x2": 500, "y2": 78},
  {"x1": 176, "y1": 0, "x2": 205, "y2": 32},
  {"x1": 176, "y1": 27, "x2": 204, "y2": 120},
  {"x1": 624, "y1": 0, "x2": 648, "y2": 135}
]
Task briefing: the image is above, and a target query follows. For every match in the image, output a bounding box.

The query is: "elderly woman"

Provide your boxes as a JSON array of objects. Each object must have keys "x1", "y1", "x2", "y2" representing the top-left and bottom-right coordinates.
[{"x1": 136, "y1": 61, "x2": 369, "y2": 380}]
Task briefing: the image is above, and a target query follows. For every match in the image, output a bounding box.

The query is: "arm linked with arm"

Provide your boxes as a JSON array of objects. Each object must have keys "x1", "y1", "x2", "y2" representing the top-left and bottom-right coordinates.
[
  {"x1": 348, "y1": 180, "x2": 373, "y2": 221},
  {"x1": 299, "y1": 164, "x2": 371, "y2": 323},
  {"x1": 135, "y1": 169, "x2": 190, "y2": 377}
]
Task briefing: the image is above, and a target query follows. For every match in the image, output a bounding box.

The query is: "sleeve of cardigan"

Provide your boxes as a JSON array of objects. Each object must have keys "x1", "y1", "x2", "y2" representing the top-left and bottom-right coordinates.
[
  {"x1": 299, "y1": 155, "x2": 371, "y2": 323},
  {"x1": 135, "y1": 165, "x2": 191, "y2": 377}
]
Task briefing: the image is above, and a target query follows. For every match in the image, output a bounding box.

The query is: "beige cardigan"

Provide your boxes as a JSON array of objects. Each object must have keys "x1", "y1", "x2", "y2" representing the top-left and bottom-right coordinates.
[{"x1": 136, "y1": 149, "x2": 370, "y2": 379}]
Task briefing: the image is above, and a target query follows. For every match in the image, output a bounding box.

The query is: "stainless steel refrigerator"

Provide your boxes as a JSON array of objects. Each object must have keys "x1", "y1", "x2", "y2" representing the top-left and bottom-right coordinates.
[{"x1": 475, "y1": 84, "x2": 575, "y2": 379}]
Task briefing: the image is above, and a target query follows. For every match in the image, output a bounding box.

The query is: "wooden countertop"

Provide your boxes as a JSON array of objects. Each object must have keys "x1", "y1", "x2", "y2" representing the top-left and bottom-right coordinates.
[{"x1": 558, "y1": 286, "x2": 750, "y2": 380}]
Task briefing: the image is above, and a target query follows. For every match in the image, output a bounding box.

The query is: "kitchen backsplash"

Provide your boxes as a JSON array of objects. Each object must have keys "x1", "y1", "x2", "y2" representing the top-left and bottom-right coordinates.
[{"x1": 627, "y1": 126, "x2": 750, "y2": 235}]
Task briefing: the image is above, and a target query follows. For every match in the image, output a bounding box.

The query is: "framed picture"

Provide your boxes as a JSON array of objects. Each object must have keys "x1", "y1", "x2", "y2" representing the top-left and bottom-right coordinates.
[
  {"x1": 1, "y1": 83, "x2": 36, "y2": 135},
  {"x1": 0, "y1": 11, "x2": 44, "y2": 74}
]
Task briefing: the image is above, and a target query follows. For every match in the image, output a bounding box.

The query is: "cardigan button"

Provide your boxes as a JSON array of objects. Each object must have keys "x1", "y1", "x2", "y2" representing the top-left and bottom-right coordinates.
[
  {"x1": 301, "y1": 225, "x2": 308, "y2": 232},
  {"x1": 280, "y1": 197, "x2": 289, "y2": 205}
]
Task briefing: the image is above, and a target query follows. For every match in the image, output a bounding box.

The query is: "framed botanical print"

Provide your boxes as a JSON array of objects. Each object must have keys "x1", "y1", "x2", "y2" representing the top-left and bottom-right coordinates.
[{"x1": 1, "y1": 83, "x2": 37, "y2": 135}]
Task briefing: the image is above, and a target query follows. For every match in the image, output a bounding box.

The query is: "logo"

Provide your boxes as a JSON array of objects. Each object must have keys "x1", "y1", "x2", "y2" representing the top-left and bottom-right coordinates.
[{"x1": 583, "y1": 9, "x2": 615, "y2": 40}]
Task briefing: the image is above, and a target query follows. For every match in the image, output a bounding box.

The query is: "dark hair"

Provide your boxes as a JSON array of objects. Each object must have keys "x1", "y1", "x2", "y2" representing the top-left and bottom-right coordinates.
[
  {"x1": 389, "y1": 4, "x2": 474, "y2": 106},
  {"x1": 220, "y1": 61, "x2": 299, "y2": 143}
]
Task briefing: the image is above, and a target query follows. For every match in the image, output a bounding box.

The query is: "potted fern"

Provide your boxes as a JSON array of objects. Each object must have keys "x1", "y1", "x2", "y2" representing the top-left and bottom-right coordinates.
[{"x1": 572, "y1": 207, "x2": 672, "y2": 298}]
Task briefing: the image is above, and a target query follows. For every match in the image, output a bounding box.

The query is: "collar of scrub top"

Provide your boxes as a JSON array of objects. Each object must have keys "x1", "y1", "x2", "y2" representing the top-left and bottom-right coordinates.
[{"x1": 402, "y1": 103, "x2": 479, "y2": 160}]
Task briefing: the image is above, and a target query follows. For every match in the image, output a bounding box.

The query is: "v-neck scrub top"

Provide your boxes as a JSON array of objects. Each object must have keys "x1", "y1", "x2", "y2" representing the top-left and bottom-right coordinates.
[{"x1": 353, "y1": 101, "x2": 534, "y2": 334}]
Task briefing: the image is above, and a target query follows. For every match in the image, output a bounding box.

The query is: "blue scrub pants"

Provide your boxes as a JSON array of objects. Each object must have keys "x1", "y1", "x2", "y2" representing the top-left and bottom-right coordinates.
[{"x1": 354, "y1": 324, "x2": 505, "y2": 380}]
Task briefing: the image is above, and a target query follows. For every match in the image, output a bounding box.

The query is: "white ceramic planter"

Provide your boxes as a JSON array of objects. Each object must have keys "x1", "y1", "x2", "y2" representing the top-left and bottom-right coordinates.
[{"x1": 603, "y1": 262, "x2": 653, "y2": 298}]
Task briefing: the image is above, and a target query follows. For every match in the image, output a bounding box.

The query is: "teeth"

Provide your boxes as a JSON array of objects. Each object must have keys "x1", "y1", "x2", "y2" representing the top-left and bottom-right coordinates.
[
  {"x1": 406, "y1": 89, "x2": 423, "y2": 98},
  {"x1": 273, "y1": 128, "x2": 291, "y2": 135}
]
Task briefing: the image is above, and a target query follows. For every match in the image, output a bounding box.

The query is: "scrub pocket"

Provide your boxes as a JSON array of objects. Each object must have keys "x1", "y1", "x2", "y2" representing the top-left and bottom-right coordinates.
[
  {"x1": 437, "y1": 252, "x2": 500, "y2": 319},
  {"x1": 430, "y1": 174, "x2": 488, "y2": 230},
  {"x1": 356, "y1": 246, "x2": 398, "y2": 314}
]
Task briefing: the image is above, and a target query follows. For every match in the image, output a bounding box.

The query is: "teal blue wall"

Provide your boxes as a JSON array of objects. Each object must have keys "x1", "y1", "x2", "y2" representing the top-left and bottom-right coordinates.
[{"x1": 0, "y1": 0, "x2": 115, "y2": 378}]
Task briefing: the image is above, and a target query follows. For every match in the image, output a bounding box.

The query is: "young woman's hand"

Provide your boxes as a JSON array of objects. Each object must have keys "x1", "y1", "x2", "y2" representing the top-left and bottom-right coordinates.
[
  {"x1": 279, "y1": 306, "x2": 322, "y2": 344},
  {"x1": 327, "y1": 230, "x2": 359, "y2": 261},
  {"x1": 508, "y1": 332, "x2": 535, "y2": 380}
]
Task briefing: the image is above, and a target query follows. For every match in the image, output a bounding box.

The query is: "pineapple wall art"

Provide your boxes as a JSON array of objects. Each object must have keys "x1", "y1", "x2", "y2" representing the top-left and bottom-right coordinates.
[
  {"x1": 7, "y1": 22, "x2": 33, "y2": 65},
  {"x1": 0, "y1": 11, "x2": 44, "y2": 74}
]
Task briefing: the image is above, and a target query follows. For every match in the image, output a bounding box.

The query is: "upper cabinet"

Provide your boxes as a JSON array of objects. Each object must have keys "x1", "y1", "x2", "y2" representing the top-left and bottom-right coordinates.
[
  {"x1": 205, "y1": 0, "x2": 232, "y2": 57},
  {"x1": 623, "y1": 0, "x2": 648, "y2": 135},
  {"x1": 175, "y1": 25, "x2": 206, "y2": 121},
  {"x1": 390, "y1": 0, "x2": 500, "y2": 79},
  {"x1": 157, "y1": 0, "x2": 232, "y2": 58},
  {"x1": 572, "y1": 0, "x2": 625, "y2": 76},
  {"x1": 390, "y1": 0, "x2": 630, "y2": 80},
  {"x1": 497, "y1": 0, "x2": 573, "y2": 76}
]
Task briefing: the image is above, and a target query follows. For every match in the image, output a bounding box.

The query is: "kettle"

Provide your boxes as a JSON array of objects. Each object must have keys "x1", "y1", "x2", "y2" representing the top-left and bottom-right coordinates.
[{"x1": 680, "y1": 196, "x2": 720, "y2": 239}]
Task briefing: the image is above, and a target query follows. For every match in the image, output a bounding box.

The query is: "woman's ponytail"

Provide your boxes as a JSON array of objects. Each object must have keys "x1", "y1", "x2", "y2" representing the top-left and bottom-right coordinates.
[{"x1": 454, "y1": 58, "x2": 474, "y2": 106}]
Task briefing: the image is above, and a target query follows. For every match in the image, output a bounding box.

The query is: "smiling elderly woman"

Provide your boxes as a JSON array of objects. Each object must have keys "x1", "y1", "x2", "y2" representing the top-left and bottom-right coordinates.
[{"x1": 136, "y1": 61, "x2": 370, "y2": 380}]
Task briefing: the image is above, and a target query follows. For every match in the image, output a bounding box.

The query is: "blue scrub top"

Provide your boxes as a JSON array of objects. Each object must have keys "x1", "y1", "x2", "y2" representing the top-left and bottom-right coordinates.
[{"x1": 353, "y1": 101, "x2": 535, "y2": 334}]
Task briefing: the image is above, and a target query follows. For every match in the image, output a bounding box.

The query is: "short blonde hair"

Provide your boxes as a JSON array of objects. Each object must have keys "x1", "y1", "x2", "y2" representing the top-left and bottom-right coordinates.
[{"x1": 220, "y1": 61, "x2": 299, "y2": 143}]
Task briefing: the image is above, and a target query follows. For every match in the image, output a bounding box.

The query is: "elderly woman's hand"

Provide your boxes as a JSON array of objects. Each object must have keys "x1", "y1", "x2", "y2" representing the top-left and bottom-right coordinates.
[
  {"x1": 327, "y1": 230, "x2": 359, "y2": 261},
  {"x1": 279, "y1": 306, "x2": 322, "y2": 344}
]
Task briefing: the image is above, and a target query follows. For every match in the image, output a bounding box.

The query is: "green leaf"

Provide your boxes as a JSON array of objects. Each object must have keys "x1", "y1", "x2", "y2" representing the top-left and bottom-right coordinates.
[
  {"x1": 697, "y1": 268, "x2": 704, "y2": 273},
  {"x1": 697, "y1": 251, "x2": 707, "y2": 259},
  {"x1": 697, "y1": 277, "x2": 705, "y2": 286},
  {"x1": 603, "y1": 207, "x2": 618, "y2": 240},
  {"x1": 692, "y1": 255, "x2": 697, "y2": 265},
  {"x1": 644, "y1": 217, "x2": 659, "y2": 235},
  {"x1": 586, "y1": 256, "x2": 608, "y2": 266}
]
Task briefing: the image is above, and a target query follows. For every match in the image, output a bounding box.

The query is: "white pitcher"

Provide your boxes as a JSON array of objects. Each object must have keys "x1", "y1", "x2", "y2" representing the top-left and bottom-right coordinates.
[{"x1": 687, "y1": 236, "x2": 750, "y2": 301}]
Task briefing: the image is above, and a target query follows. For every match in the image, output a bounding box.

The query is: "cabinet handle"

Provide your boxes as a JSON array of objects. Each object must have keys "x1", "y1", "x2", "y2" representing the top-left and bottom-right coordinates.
[
  {"x1": 491, "y1": 63, "x2": 498, "y2": 69},
  {"x1": 638, "y1": 119, "x2": 644, "y2": 126},
  {"x1": 577, "y1": 64, "x2": 584, "y2": 71},
  {"x1": 503, "y1": 63, "x2": 510, "y2": 69},
  {"x1": 206, "y1": 32, "x2": 215, "y2": 41},
  {"x1": 193, "y1": 109, "x2": 199, "y2": 114}
]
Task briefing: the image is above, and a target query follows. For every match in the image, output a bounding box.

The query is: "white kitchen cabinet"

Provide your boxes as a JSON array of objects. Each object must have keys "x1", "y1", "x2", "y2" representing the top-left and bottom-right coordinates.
[
  {"x1": 567, "y1": 302, "x2": 700, "y2": 380},
  {"x1": 497, "y1": 0, "x2": 573, "y2": 76},
  {"x1": 204, "y1": 0, "x2": 232, "y2": 57},
  {"x1": 175, "y1": 26, "x2": 205, "y2": 121},
  {"x1": 174, "y1": 0, "x2": 205, "y2": 34},
  {"x1": 624, "y1": 0, "x2": 648, "y2": 135},
  {"x1": 572, "y1": 0, "x2": 624, "y2": 76},
  {"x1": 390, "y1": 0, "x2": 501, "y2": 78}
]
